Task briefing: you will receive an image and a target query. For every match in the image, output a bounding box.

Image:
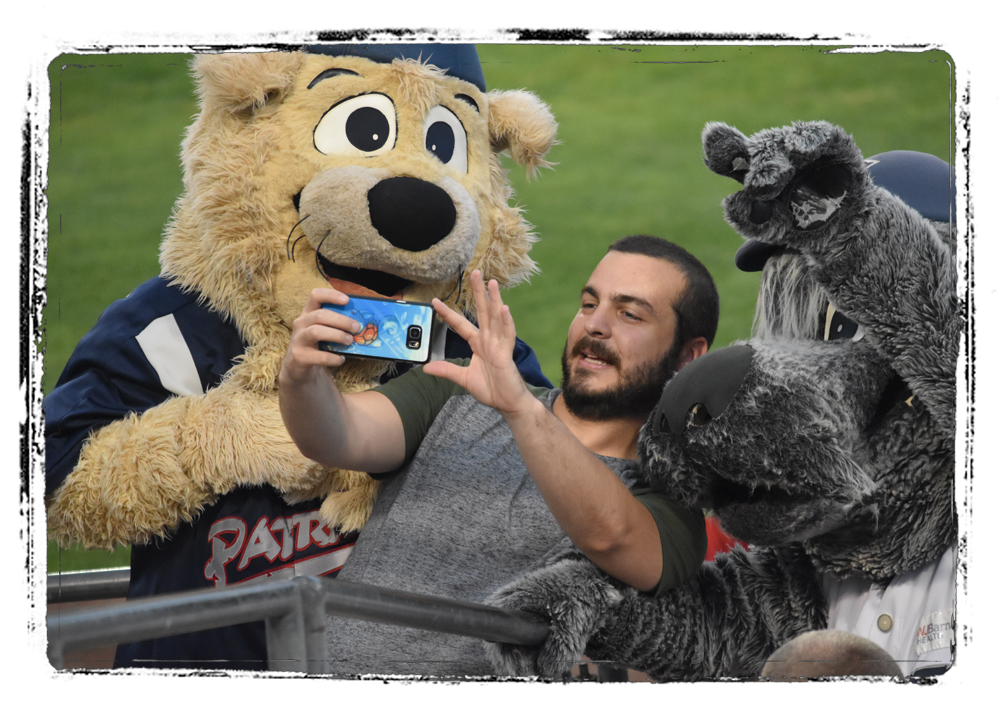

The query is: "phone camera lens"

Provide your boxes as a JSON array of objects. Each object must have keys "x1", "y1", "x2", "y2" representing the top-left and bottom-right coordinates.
[{"x1": 406, "y1": 325, "x2": 422, "y2": 349}]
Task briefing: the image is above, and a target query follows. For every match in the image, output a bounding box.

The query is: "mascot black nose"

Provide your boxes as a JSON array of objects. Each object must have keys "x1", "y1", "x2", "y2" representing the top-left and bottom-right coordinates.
[
  {"x1": 651, "y1": 345, "x2": 754, "y2": 436},
  {"x1": 368, "y1": 177, "x2": 458, "y2": 252}
]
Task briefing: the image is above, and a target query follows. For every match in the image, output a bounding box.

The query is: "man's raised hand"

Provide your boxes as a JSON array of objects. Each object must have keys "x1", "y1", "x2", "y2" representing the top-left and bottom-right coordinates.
[{"x1": 425, "y1": 270, "x2": 539, "y2": 418}]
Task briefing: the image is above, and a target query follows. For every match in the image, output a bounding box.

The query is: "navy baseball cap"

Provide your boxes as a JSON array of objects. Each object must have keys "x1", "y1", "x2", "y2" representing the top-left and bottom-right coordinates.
[
  {"x1": 735, "y1": 150, "x2": 955, "y2": 272},
  {"x1": 303, "y1": 43, "x2": 486, "y2": 93}
]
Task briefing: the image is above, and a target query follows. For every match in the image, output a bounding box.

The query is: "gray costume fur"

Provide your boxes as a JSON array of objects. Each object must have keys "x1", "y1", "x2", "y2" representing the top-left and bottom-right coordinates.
[{"x1": 483, "y1": 121, "x2": 958, "y2": 679}]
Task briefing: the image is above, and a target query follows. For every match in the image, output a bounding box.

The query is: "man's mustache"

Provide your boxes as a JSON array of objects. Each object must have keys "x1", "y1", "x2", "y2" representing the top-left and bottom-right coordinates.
[{"x1": 570, "y1": 337, "x2": 621, "y2": 369}]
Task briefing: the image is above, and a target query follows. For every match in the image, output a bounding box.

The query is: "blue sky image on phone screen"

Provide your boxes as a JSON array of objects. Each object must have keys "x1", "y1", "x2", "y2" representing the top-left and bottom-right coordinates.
[{"x1": 322, "y1": 298, "x2": 434, "y2": 363}]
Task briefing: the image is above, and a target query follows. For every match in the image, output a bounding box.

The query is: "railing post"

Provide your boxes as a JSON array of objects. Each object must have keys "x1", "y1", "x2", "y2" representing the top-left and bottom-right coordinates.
[
  {"x1": 265, "y1": 577, "x2": 329, "y2": 674},
  {"x1": 47, "y1": 636, "x2": 66, "y2": 671}
]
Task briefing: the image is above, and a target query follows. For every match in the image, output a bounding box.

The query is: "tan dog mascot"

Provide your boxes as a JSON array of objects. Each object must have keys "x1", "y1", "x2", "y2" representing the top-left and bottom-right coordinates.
[{"x1": 45, "y1": 44, "x2": 557, "y2": 669}]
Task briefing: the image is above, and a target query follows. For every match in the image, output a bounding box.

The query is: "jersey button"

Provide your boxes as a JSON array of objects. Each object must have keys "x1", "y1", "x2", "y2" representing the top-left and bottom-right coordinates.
[{"x1": 877, "y1": 614, "x2": 893, "y2": 632}]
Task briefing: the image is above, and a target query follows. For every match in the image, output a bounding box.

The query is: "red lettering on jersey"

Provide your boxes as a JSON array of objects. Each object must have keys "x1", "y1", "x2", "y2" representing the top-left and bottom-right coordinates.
[
  {"x1": 272, "y1": 517, "x2": 296, "y2": 561},
  {"x1": 204, "y1": 517, "x2": 248, "y2": 587},
  {"x1": 312, "y1": 521, "x2": 339, "y2": 546},
  {"x1": 238, "y1": 517, "x2": 282, "y2": 570},
  {"x1": 205, "y1": 510, "x2": 353, "y2": 586},
  {"x1": 287, "y1": 512, "x2": 316, "y2": 551}
]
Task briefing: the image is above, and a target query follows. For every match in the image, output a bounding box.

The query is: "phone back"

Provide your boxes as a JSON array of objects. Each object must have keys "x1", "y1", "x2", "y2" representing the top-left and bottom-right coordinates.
[{"x1": 321, "y1": 297, "x2": 435, "y2": 364}]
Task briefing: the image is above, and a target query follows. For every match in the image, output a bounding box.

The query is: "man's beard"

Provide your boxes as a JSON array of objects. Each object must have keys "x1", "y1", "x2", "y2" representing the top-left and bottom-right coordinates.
[{"x1": 560, "y1": 336, "x2": 682, "y2": 421}]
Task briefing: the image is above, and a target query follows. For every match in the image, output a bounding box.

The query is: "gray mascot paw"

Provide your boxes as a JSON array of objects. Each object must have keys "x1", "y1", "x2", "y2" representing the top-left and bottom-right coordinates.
[
  {"x1": 704, "y1": 120, "x2": 869, "y2": 244},
  {"x1": 483, "y1": 556, "x2": 624, "y2": 678}
]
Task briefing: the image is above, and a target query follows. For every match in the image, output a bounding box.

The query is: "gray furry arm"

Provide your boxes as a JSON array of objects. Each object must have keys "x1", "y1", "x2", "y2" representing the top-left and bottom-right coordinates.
[
  {"x1": 704, "y1": 121, "x2": 959, "y2": 432},
  {"x1": 591, "y1": 545, "x2": 827, "y2": 680},
  {"x1": 794, "y1": 191, "x2": 958, "y2": 434},
  {"x1": 486, "y1": 544, "x2": 826, "y2": 680}
]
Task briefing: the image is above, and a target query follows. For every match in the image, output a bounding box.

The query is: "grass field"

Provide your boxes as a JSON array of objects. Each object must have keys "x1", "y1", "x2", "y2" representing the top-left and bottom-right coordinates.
[{"x1": 42, "y1": 44, "x2": 954, "y2": 572}]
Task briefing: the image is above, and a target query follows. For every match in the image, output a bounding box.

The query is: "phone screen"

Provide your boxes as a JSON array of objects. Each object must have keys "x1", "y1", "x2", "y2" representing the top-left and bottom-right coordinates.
[{"x1": 320, "y1": 296, "x2": 435, "y2": 364}]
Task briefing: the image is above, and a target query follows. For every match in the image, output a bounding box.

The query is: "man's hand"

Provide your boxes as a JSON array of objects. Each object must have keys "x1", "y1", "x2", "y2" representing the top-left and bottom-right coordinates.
[
  {"x1": 425, "y1": 270, "x2": 540, "y2": 419},
  {"x1": 280, "y1": 288, "x2": 362, "y2": 386}
]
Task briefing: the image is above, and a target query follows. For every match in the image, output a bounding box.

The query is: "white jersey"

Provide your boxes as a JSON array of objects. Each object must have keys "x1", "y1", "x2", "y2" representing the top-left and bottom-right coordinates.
[{"x1": 823, "y1": 541, "x2": 956, "y2": 676}]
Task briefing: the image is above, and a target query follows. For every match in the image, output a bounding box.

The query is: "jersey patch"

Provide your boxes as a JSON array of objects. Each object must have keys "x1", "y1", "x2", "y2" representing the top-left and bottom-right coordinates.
[{"x1": 916, "y1": 611, "x2": 954, "y2": 656}]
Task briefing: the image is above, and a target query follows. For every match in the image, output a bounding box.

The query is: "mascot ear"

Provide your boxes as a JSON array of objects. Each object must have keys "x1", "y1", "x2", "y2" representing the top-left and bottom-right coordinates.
[
  {"x1": 487, "y1": 90, "x2": 559, "y2": 178},
  {"x1": 192, "y1": 52, "x2": 303, "y2": 117},
  {"x1": 702, "y1": 121, "x2": 751, "y2": 183}
]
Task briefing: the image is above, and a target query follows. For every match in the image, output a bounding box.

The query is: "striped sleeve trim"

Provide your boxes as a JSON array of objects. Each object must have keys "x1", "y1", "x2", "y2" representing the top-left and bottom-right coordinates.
[{"x1": 135, "y1": 314, "x2": 204, "y2": 397}]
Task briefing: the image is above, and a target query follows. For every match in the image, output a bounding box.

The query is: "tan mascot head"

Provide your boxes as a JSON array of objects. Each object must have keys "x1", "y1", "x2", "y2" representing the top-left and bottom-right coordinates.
[
  {"x1": 48, "y1": 45, "x2": 557, "y2": 548},
  {"x1": 169, "y1": 45, "x2": 555, "y2": 385}
]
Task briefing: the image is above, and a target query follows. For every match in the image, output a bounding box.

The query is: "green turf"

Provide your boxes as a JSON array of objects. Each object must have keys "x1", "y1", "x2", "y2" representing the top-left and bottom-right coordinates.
[{"x1": 42, "y1": 45, "x2": 953, "y2": 571}]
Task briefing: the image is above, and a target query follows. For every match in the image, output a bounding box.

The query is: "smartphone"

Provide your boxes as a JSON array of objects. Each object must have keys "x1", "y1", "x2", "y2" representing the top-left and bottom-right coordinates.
[{"x1": 320, "y1": 296, "x2": 436, "y2": 364}]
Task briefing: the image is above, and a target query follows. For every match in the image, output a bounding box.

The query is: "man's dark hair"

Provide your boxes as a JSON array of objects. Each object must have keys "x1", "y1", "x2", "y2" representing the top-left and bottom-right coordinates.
[{"x1": 608, "y1": 235, "x2": 719, "y2": 349}]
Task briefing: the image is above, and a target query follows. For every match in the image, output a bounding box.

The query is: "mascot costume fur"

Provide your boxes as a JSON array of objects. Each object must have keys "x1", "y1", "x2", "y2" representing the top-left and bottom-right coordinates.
[
  {"x1": 485, "y1": 120, "x2": 959, "y2": 679},
  {"x1": 44, "y1": 44, "x2": 558, "y2": 669}
]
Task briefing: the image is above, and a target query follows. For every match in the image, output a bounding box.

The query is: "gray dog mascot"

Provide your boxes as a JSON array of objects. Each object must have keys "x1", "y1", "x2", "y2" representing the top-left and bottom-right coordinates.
[{"x1": 484, "y1": 121, "x2": 959, "y2": 680}]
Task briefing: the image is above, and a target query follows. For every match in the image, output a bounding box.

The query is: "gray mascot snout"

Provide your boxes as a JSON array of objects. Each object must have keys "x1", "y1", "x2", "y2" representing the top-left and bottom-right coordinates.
[{"x1": 485, "y1": 121, "x2": 959, "y2": 679}]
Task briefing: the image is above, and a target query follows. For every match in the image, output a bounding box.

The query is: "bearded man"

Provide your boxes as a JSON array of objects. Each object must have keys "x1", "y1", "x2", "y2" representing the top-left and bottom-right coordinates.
[{"x1": 279, "y1": 235, "x2": 718, "y2": 677}]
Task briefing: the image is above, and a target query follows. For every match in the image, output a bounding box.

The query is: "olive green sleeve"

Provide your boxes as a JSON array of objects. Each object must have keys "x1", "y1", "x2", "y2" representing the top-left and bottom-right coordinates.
[
  {"x1": 631, "y1": 482, "x2": 708, "y2": 596},
  {"x1": 371, "y1": 359, "x2": 551, "y2": 465},
  {"x1": 370, "y1": 360, "x2": 470, "y2": 464}
]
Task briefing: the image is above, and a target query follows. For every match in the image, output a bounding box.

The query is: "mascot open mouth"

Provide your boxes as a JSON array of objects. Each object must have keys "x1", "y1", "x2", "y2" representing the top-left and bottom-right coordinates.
[
  {"x1": 709, "y1": 477, "x2": 802, "y2": 509},
  {"x1": 708, "y1": 474, "x2": 860, "y2": 544},
  {"x1": 316, "y1": 253, "x2": 411, "y2": 299},
  {"x1": 290, "y1": 189, "x2": 413, "y2": 299},
  {"x1": 864, "y1": 373, "x2": 913, "y2": 432},
  {"x1": 700, "y1": 373, "x2": 911, "y2": 544}
]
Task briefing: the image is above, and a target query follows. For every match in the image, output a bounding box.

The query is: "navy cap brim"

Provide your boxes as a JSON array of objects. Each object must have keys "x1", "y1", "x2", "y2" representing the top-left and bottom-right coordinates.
[{"x1": 735, "y1": 239, "x2": 779, "y2": 272}]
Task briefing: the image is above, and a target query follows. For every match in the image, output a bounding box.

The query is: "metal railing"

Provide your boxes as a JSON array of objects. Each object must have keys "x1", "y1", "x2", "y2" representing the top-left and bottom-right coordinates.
[
  {"x1": 46, "y1": 571, "x2": 550, "y2": 674},
  {"x1": 47, "y1": 566, "x2": 130, "y2": 603}
]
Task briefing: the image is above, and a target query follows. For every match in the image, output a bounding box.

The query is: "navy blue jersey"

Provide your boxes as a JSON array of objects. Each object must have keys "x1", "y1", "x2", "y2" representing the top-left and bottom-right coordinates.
[{"x1": 45, "y1": 276, "x2": 550, "y2": 669}]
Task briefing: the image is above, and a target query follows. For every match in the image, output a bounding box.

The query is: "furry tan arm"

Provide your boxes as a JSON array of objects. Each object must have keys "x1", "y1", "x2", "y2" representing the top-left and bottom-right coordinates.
[{"x1": 46, "y1": 380, "x2": 368, "y2": 549}]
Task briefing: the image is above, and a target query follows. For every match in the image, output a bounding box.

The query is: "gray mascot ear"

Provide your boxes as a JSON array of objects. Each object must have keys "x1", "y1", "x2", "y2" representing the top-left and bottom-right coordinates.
[{"x1": 703, "y1": 122, "x2": 751, "y2": 183}]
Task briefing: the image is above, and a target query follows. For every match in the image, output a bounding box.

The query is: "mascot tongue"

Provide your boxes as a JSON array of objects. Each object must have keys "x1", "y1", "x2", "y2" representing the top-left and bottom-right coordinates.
[
  {"x1": 327, "y1": 276, "x2": 395, "y2": 300},
  {"x1": 317, "y1": 257, "x2": 411, "y2": 300}
]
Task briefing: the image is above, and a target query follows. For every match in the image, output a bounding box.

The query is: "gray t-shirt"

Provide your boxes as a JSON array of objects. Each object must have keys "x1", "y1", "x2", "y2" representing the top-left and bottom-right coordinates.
[{"x1": 325, "y1": 364, "x2": 701, "y2": 677}]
